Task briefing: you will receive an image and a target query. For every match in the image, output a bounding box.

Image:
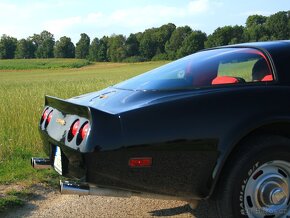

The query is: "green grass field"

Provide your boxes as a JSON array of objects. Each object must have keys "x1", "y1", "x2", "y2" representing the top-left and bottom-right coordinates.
[
  {"x1": 218, "y1": 60, "x2": 256, "y2": 81},
  {"x1": 0, "y1": 58, "x2": 91, "y2": 70},
  {"x1": 0, "y1": 59, "x2": 167, "y2": 185}
]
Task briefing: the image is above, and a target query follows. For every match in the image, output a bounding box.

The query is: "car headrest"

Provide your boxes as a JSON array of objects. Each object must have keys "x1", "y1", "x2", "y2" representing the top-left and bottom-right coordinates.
[{"x1": 252, "y1": 59, "x2": 270, "y2": 81}]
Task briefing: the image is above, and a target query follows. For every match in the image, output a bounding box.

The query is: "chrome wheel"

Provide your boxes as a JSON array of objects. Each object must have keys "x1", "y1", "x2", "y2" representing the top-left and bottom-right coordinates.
[{"x1": 244, "y1": 160, "x2": 290, "y2": 217}]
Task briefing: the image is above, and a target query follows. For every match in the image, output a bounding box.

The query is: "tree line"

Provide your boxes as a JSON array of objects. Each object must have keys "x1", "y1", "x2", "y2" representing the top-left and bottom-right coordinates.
[{"x1": 0, "y1": 11, "x2": 289, "y2": 62}]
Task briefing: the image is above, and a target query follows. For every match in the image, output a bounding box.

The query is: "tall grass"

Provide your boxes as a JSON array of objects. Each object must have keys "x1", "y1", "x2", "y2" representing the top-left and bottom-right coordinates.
[
  {"x1": 0, "y1": 61, "x2": 166, "y2": 183},
  {"x1": 0, "y1": 58, "x2": 91, "y2": 70}
]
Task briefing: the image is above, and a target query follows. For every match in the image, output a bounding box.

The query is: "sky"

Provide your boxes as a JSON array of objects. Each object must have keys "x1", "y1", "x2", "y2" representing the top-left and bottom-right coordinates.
[{"x1": 0, "y1": 0, "x2": 289, "y2": 43}]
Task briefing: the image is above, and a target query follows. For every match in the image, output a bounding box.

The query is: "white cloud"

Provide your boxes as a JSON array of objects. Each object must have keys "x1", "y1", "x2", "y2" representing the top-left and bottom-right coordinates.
[
  {"x1": 0, "y1": 0, "x2": 222, "y2": 42},
  {"x1": 45, "y1": 1, "x2": 217, "y2": 39},
  {"x1": 239, "y1": 11, "x2": 273, "y2": 17},
  {"x1": 0, "y1": 2, "x2": 28, "y2": 19},
  {"x1": 44, "y1": 17, "x2": 82, "y2": 37},
  {"x1": 188, "y1": 0, "x2": 209, "y2": 14},
  {"x1": 85, "y1": 12, "x2": 103, "y2": 24},
  {"x1": 0, "y1": 1, "x2": 69, "y2": 39},
  {"x1": 80, "y1": 1, "x2": 222, "y2": 29},
  {"x1": 82, "y1": 5, "x2": 187, "y2": 28}
]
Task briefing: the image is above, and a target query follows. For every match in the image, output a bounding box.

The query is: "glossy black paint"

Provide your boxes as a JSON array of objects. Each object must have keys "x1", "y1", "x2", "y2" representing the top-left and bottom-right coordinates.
[{"x1": 39, "y1": 41, "x2": 290, "y2": 199}]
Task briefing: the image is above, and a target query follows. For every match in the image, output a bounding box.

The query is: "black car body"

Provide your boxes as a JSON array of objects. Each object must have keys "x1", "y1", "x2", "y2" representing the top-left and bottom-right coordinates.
[{"x1": 36, "y1": 41, "x2": 290, "y2": 217}]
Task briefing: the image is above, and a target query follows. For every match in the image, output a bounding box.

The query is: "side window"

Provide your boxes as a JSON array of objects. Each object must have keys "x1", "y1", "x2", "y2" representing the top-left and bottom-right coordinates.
[{"x1": 212, "y1": 49, "x2": 273, "y2": 85}]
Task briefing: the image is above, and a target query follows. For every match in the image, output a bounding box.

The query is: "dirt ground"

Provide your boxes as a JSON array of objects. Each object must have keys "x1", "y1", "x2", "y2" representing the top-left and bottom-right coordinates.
[{"x1": 1, "y1": 184, "x2": 216, "y2": 218}]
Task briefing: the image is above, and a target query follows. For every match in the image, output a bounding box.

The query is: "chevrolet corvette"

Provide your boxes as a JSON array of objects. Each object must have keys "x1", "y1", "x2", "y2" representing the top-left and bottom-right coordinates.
[{"x1": 32, "y1": 40, "x2": 290, "y2": 217}]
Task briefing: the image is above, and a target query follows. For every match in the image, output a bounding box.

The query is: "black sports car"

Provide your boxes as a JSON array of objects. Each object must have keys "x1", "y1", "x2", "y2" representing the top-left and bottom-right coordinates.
[{"x1": 32, "y1": 41, "x2": 290, "y2": 217}]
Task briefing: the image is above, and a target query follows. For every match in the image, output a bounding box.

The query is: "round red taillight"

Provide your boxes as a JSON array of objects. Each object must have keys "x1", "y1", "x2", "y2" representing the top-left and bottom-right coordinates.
[
  {"x1": 71, "y1": 120, "x2": 80, "y2": 136},
  {"x1": 42, "y1": 109, "x2": 49, "y2": 120},
  {"x1": 44, "y1": 110, "x2": 53, "y2": 127},
  {"x1": 80, "y1": 123, "x2": 89, "y2": 139},
  {"x1": 47, "y1": 111, "x2": 53, "y2": 124}
]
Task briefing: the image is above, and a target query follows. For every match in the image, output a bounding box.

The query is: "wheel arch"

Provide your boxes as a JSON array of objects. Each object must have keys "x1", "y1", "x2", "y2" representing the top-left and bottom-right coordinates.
[{"x1": 209, "y1": 120, "x2": 290, "y2": 198}]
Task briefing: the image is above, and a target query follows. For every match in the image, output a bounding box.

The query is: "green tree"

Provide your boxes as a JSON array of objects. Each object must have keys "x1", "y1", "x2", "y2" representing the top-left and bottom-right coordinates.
[
  {"x1": 244, "y1": 15, "x2": 268, "y2": 42},
  {"x1": 15, "y1": 38, "x2": 36, "y2": 59},
  {"x1": 229, "y1": 26, "x2": 246, "y2": 44},
  {"x1": 177, "y1": 31, "x2": 207, "y2": 58},
  {"x1": 138, "y1": 24, "x2": 176, "y2": 60},
  {"x1": 75, "y1": 33, "x2": 90, "y2": 59},
  {"x1": 139, "y1": 29, "x2": 158, "y2": 60},
  {"x1": 107, "y1": 34, "x2": 126, "y2": 62},
  {"x1": 125, "y1": 34, "x2": 140, "y2": 57},
  {"x1": 135, "y1": 32, "x2": 143, "y2": 43},
  {"x1": 246, "y1": 15, "x2": 267, "y2": 28},
  {"x1": 0, "y1": 35, "x2": 17, "y2": 59},
  {"x1": 205, "y1": 25, "x2": 244, "y2": 48},
  {"x1": 89, "y1": 37, "x2": 100, "y2": 61},
  {"x1": 98, "y1": 37, "x2": 109, "y2": 61},
  {"x1": 266, "y1": 11, "x2": 289, "y2": 40},
  {"x1": 154, "y1": 23, "x2": 176, "y2": 54},
  {"x1": 54, "y1": 36, "x2": 75, "y2": 58},
  {"x1": 32, "y1": 31, "x2": 55, "y2": 58},
  {"x1": 165, "y1": 26, "x2": 192, "y2": 59},
  {"x1": 89, "y1": 37, "x2": 109, "y2": 62}
]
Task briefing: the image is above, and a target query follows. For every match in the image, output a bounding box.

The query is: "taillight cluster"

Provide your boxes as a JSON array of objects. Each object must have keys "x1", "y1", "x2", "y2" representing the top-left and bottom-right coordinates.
[
  {"x1": 68, "y1": 120, "x2": 90, "y2": 144},
  {"x1": 41, "y1": 108, "x2": 53, "y2": 127},
  {"x1": 41, "y1": 107, "x2": 90, "y2": 145}
]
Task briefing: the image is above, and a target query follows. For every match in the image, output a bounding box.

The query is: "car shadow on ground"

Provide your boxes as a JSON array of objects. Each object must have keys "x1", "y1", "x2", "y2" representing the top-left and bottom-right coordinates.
[
  {"x1": 149, "y1": 204, "x2": 192, "y2": 216},
  {"x1": 149, "y1": 200, "x2": 217, "y2": 217}
]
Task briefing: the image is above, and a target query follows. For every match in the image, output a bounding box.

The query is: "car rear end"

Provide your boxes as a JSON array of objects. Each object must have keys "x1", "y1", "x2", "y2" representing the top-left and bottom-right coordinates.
[
  {"x1": 32, "y1": 94, "x2": 202, "y2": 202},
  {"x1": 35, "y1": 95, "x2": 125, "y2": 178}
]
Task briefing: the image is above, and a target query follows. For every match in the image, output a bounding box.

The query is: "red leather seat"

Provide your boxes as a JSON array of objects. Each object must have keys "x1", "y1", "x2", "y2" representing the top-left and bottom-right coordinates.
[
  {"x1": 261, "y1": 75, "x2": 273, "y2": 81},
  {"x1": 212, "y1": 76, "x2": 239, "y2": 85}
]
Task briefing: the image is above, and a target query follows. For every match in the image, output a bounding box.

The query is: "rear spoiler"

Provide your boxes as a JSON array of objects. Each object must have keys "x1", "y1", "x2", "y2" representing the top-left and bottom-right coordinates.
[{"x1": 45, "y1": 95, "x2": 91, "y2": 119}]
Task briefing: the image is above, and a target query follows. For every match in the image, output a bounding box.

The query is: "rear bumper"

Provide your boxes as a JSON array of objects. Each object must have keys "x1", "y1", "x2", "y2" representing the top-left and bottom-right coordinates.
[{"x1": 42, "y1": 133, "x2": 218, "y2": 199}]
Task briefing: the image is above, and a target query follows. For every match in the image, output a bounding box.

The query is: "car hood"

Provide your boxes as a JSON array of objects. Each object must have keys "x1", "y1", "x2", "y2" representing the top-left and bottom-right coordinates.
[{"x1": 67, "y1": 87, "x2": 195, "y2": 114}]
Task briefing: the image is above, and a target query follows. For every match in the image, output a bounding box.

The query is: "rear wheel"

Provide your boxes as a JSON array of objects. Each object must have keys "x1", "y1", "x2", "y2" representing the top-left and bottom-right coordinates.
[
  {"x1": 244, "y1": 160, "x2": 290, "y2": 217},
  {"x1": 214, "y1": 135, "x2": 290, "y2": 218}
]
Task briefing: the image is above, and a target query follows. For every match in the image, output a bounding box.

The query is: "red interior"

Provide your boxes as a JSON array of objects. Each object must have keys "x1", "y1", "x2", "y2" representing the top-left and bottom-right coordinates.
[
  {"x1": 261, "y1": 75, "x2": 273, "y2": 82},
  {"x1": 212, "y1": 76, "x2": 239, "y2": 85}
]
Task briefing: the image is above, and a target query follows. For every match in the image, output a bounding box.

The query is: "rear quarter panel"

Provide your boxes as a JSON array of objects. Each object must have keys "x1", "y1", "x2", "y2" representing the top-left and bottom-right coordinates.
[{"x1": 115, "y1": 85, "x2": 290, "y2": 197}]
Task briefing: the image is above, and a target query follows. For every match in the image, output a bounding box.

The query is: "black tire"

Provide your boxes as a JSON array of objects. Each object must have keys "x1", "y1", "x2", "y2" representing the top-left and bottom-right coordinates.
[{"x1": 213, "y1": 135, "x2": 290, "y2": 218}]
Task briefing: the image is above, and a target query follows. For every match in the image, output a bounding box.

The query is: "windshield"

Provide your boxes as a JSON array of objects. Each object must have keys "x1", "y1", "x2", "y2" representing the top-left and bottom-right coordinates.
[{"x1": 114, "y1": 48, "x2": 273, "y2": 91}]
